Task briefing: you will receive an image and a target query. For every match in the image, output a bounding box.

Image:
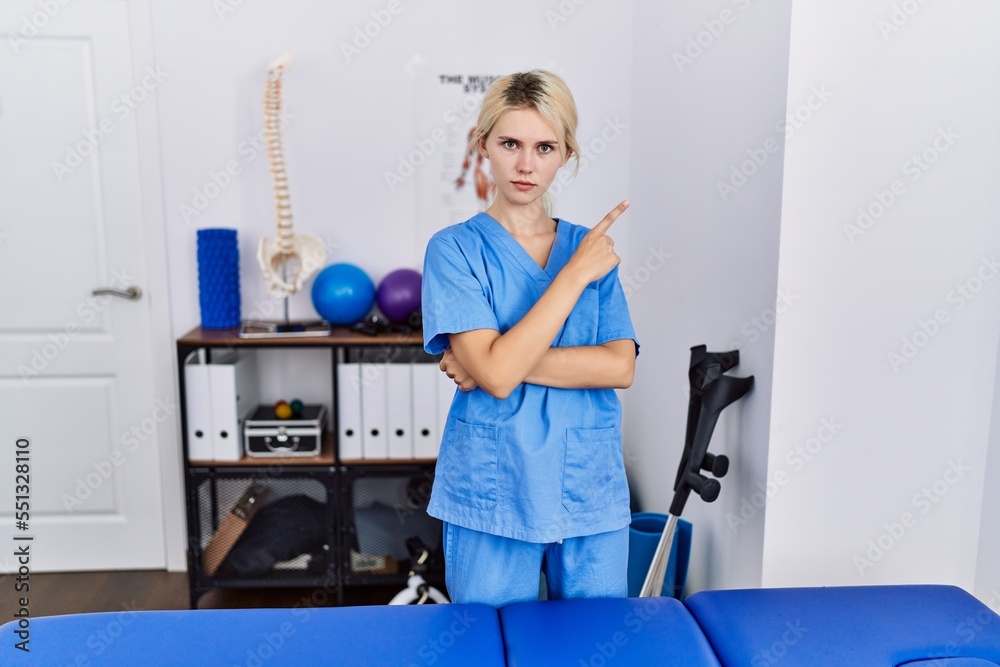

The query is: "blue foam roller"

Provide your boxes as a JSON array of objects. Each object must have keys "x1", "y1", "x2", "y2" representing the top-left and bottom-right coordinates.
[{"x1": 196, "y1": 228, "x2": 241, "y2": 329}]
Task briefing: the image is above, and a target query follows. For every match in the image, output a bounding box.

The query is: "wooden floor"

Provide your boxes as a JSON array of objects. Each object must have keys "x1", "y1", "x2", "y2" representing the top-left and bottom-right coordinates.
[{"x1": 0, "y1": 569, "x2": 409, "y2": 620}]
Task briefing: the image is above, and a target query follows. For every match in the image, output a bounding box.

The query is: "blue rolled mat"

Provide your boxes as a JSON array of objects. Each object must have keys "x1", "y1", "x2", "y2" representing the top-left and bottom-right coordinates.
[{"x1": 627, "y1": 512, "x2": 692, "y2": 598}]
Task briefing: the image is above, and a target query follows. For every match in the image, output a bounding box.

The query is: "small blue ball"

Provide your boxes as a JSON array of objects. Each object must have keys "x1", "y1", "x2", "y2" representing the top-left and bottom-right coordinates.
[{"x1": 311, "y1": 263, "x2": 376, "y2": 325}]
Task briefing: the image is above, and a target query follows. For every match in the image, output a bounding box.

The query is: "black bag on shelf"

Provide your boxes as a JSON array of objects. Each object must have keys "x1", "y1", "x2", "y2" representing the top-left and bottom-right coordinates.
[{"x1": 216, "y1": 495, "x2": 327, "y2": 578}]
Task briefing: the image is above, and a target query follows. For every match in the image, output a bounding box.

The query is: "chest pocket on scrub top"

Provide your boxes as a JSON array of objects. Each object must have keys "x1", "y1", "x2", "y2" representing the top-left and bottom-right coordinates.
[
  {"x1": 559, "y1": 286, "x2": 599, "y2": 346},
  {"x1": 442, "y1": 418, "x2": 499, "y2": 511}
]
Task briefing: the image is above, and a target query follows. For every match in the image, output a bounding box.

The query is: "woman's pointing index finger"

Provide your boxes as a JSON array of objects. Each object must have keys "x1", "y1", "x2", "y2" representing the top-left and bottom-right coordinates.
[{"x1": 591, "y1": 200, "x2": 630, "y2": 236}]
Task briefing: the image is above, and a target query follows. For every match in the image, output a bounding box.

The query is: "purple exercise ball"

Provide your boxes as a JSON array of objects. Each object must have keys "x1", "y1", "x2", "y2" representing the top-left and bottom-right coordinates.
[{"x1": 377, "y1": 269, "x2": 422, "y2": 324}]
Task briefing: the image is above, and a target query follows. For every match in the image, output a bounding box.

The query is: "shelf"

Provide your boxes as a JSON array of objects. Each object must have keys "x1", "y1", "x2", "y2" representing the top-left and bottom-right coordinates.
[
  {"x1": 186, "y1": 439, "x2": 438, "y2": 468},
  {"x1": 340, "y1": 571, "x2": 445, "y2": 588},
  {"x1": 177, "y1": 328, "x2": 443, "y2": 608},
  {"x1": 178, "y1": 325, "x2": 424, "y2": 348},
  {"x1": 188, "y1": 432, "x2": 336, "y2": 467},
  {"x1": 338, "y1": 458, "x2": 437, "y2": 466},
  {"x1": 198, "y1": 570, "x2": 336, "y2": 588}
]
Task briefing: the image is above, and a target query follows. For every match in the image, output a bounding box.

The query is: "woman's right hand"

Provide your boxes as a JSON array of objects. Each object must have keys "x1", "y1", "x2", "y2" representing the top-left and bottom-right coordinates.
[
  {"x1": 441, "y1": 348, "x2": 479, "y2": 392},
  {"x1": 564, "y1": 200, "x2": 629, "y2": 285}
]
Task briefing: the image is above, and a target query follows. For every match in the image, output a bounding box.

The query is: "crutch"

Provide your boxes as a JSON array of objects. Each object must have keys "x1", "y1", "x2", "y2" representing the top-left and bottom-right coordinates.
[{"x1": 640, "y1": 345, "x2": 753, "y2": 597}]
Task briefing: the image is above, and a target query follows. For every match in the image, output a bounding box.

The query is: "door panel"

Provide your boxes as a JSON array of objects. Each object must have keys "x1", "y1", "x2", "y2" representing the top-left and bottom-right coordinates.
[{"x1": 0, "y1": 0, "x2": 166, "y2": 570}]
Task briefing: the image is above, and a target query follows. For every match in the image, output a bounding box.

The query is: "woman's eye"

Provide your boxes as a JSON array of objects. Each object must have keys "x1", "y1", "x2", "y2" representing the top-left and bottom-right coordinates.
[
  {"x1": 504, "y1": 140, "x2": 517, "y2": 149},
  {"x1": 538, "y1": 144, "x2": 552, "y2": 154}
]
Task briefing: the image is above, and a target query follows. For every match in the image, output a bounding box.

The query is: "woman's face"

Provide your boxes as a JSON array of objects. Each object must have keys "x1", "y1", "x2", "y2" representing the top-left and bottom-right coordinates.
[{"x1": 481, "y1": 107, "x2": 570, "y2": 210}]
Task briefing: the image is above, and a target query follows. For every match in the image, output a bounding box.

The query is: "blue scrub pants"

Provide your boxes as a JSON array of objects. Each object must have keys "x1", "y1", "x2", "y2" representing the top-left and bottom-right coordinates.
[{"x1": 442, "y1": 522, "x2": 629, "y2": 607}]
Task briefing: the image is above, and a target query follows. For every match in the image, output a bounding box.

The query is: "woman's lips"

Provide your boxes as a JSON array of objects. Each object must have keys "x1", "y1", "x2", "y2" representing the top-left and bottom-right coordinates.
[{"x1": 512, "y1": 181, "x2": 535, "y2": 191}]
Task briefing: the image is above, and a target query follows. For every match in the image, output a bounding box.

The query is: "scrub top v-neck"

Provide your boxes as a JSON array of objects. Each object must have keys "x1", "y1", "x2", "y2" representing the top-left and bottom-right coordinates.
[
  {"x1": 421, "y1": 211, "x2": 639, "y2": 543},
  {"x1": 474, "y1": 212, "x2": 566, "y2": 283}
]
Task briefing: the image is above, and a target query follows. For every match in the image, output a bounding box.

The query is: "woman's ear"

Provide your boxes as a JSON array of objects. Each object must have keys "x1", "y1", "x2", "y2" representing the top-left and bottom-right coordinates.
[{"x1": 477, "y1": 136, "x2": 489, "y2": 160}]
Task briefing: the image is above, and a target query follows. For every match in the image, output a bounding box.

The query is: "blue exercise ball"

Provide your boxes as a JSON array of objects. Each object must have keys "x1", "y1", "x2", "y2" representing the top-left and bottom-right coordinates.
[{"x1": 311, "y1": 263, "x2": 376, "y2": 325}]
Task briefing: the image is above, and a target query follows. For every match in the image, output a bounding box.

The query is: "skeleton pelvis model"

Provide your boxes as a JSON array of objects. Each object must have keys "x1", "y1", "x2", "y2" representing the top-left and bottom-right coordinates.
[{"x1": 256, "y1": 51, "x2": 326, "y2": 300}]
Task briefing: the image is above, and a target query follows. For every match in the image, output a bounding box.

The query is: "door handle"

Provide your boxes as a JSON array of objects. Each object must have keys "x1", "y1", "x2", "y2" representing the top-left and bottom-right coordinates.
[{"x1": 91, "y1": 286, "x2": 143, "y2": 300}]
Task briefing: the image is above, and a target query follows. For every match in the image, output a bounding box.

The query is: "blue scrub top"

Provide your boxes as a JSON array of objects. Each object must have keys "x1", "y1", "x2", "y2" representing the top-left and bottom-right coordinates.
[{"x1": 421, "y1": 212, "x2": 639, "y2": 543}]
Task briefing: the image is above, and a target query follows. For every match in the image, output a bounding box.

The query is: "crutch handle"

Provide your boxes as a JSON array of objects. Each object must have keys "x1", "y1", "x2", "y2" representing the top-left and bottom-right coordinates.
[
  {"x1": 701, "y1": 453, "x2": 729, "y2": 478},
  {"x1": 684, "y1": 471, "x2": 721, "y2": 503}
]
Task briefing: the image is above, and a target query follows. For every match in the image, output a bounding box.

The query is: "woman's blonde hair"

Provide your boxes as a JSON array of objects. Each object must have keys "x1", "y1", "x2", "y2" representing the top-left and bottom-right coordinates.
[{"x1": 472, "y1": 70, "x2": 581, "y2": 214}]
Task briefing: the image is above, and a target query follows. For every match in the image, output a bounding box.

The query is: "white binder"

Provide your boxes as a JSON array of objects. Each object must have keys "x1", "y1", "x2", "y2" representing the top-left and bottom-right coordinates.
[
  {"x1": 208, "y1": 350, "x2": 259, "y2": 461},
  {"x1": 360, "y1": 361, "x2": 389, "y2": 459},
  {"x1": 337, "y1": 362, "x2": 364, "y2": 461},
  {"x1": 386, "y1": 363, "x2": 414, "y2": 459},
  {"x1": 183, "y1": 349, "x2": 213, "y2": 461},
  {"x1": 412, "y1": 362, "x2": 440, "y2": 459}
]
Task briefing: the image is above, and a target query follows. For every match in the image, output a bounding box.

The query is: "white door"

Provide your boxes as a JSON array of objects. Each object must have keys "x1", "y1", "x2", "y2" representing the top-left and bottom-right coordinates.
[{"x1": 0, "y1": 0, "x2": 166, "y2": 570}]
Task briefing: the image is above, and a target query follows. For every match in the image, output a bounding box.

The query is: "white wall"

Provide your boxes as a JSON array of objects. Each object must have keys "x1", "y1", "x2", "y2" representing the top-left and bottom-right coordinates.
[
  {"x1": 763, "y1": 0, "x2": 1000, "y2": 588},
  {"x1": 977, "y1": 332, "x2": 1000, "y2": 610},
  {"x1": 627, "y1": 0, "x2": 793, "y2": 592}
]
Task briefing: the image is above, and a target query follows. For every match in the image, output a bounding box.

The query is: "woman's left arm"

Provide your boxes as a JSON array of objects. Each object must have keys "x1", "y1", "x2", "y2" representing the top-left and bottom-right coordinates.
[
  {"x1": 517, "y1": 254, "x2": 639, "y2": 390},
  {"x1": 523, "y1": 340, "x2": 636, "y2": 388},
  {"x1": 441, "y1": 339, "x2": 635, "y2": 390}
]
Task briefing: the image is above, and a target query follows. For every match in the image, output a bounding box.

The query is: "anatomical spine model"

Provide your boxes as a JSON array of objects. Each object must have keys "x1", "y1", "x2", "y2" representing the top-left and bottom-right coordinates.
[{"x1": 256, "y1": 52, "x2": 326, "y2": 299}]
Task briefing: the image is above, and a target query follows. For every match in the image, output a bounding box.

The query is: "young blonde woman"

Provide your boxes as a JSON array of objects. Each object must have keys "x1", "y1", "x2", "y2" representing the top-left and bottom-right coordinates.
[{"x1": 421, "y1": 70, "x2": 638, "y2": 607}]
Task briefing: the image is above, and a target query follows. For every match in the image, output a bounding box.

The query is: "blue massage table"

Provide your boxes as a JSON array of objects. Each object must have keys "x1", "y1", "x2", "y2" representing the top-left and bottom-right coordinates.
[{"x1": 3, "y1": 585, "x2": 998, "y2": 666}]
